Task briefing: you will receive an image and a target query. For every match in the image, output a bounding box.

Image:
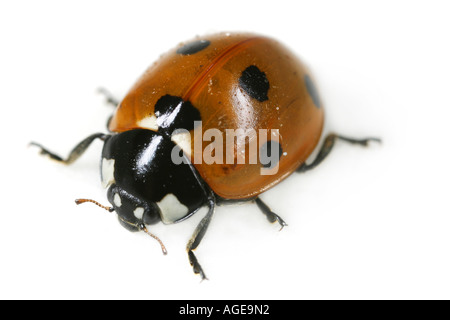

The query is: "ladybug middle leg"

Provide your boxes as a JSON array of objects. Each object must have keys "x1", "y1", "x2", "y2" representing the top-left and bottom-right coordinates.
[
  {"x1": 255, "y1": 197, "x2": 288, "y2": 230},
  {"x1": 97, "y1": 87, "x2": 120, "y2": 132},
  {"x1": 296, "y1": 133, "x2": 381, "y2": 173},
  {"x1": 97, "y1": 87, "x2": 120, "y2": 107}
]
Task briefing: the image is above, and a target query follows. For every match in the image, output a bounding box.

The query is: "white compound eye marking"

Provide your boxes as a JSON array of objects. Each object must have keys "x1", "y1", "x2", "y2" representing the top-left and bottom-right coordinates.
[
  {"x1": 157, "y1": 193, "x2": 189, "y2": 224},
  {"x1": 113, "y1": 193, "x2": 122, "y2": 207},
  {"x1": 133, "y1": 207, "x2": 145, "y2": 220},
  {"x1": 101, "y1": 158, "x2": 115, "y2": 188},
  {"x1": 137, "y1": 115, "x2": 158, "y2": 131}
]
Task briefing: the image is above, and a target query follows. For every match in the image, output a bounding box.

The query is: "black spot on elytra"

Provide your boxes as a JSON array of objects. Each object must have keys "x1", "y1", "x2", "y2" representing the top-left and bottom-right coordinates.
[
  {"x1": 304, "y1": 74, "x2": 321, "y2": 108},
  {"x1": 239, "y1": 65, "x2": 269, "y2": 102},
  {"x1": 259, "y1": 140, "x2": 283, "y2": 169},
  {"x1": 154, "y1": 95, "x2": 201, "y2": 134},
  {"x1": 176, "y1": 40, "x2": 210, "y2": 55}
]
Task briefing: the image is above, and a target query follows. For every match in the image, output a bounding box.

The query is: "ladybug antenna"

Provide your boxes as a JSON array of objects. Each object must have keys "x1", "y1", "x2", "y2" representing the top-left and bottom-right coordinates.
[
  {"x1": 139, "y1": 224, "x2": 168, "y2": 255},
  {"x1": 75, "y1": 199, "x2": 167, "y2": 255},
  {"x1": 75, "y1": 198, "x2": 114, "y2": 212}
]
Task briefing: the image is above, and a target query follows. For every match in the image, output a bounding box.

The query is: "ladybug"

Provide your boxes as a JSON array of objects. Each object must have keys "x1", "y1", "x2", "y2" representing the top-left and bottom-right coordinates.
[{"x1": 31, "y1": 32, "x2": 380, "y2": 280}]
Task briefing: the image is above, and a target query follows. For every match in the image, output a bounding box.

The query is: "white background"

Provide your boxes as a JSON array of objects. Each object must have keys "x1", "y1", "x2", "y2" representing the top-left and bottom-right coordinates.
[{"x1": 1, "y1": 0, "x2": 449, "y2": 300}]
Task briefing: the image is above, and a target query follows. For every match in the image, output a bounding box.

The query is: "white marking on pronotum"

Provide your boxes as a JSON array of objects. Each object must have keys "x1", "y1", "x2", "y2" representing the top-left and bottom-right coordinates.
[
  {"x1": 113, "y1": 193, "x2": 122, "y2": 207},
  {"x1": 134, "y1": 207, "x2": 145, "y2": 220},
  {"x1": 101, "y1": 158, "x2": 115, "y2": 188},
  {"x1": 171, "y1": 130, "x2": 192, "y2": 157},
  {"x1": 157, "y1": 193, "x2": 189, "y2": 224},
  {"x1": 137, "y1": 115, "x2": 158, "y2": 131}
]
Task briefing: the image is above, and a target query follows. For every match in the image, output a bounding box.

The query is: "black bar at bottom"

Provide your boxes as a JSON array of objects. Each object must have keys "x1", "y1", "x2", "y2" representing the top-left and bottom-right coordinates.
[{"x1": 160, "y1": 300, "x2": 303, "y2": 318}]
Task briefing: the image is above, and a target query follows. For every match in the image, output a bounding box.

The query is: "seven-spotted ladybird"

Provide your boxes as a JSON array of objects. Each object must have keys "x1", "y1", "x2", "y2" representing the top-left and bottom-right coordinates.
[{"x1": 31, "y1": 32, "x2": 380, "y2": 280}]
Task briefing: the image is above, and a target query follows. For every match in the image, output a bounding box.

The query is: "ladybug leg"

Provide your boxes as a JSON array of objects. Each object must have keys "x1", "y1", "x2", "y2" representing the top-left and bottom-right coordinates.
[
  {"x1": 297, "y1": 133, "x2": 381, "y2": 173},
  {"x1": 97, "y1": 87, "x2": 120, "y2": 107},
  {"x1": 97, "y1": 88, "x2": 120, "y2": 132},
  {"x1": 255, "y1": 197, "x2": 288, "y2": 230},
  {"x1": 30, "y1": 133, "x2": 108, "y2": 165},
  {"x1": 186, "y1": 198, "x2": 216, "y2": 281}
]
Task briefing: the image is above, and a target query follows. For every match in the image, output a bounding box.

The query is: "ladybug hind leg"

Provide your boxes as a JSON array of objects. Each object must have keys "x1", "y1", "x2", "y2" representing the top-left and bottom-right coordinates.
[{"x1": 297, "y1": 133, "x2": 381, "y2": 173}]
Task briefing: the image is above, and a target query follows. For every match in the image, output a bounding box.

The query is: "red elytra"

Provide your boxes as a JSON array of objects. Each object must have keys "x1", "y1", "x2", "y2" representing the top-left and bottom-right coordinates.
[{"x1": 109, "y1": 32, "x2": 324, "y2": 199}]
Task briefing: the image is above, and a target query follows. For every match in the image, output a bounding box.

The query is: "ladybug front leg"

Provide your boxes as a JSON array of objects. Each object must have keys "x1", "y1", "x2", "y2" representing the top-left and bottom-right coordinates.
[
  {"x1": 30, "y1": 133, "x2": 108, "y2": 165},
  {"x1": 296, "y1": 133, "x2": 381, "y2": 173},
  {"x1": 186, "y1": 198, "x2": 216, "y2": 281}
]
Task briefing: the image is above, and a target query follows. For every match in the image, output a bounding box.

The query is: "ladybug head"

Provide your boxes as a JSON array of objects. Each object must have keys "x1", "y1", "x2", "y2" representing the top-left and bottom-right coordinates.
[
  {"x1": 106, "y1": 183, "x2": 161, "y2": 231},
  {"x1": 78, "y1": 128, "x2": 209, "y2": 253},
  {"x1": 75, "y1": 191, "x2": 166, "y2": 254}
]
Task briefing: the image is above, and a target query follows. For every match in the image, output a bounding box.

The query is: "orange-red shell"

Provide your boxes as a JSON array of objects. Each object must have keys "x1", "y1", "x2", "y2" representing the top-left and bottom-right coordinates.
[{"x1": 109, "y1": 32, "x2": 324, "y2": 199}]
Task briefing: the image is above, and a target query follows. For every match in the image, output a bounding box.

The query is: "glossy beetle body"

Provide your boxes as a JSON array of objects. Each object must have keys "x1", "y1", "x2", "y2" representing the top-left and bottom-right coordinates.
[
  {"x1": 110, "y1": 33, "x2": 324, "y2": 199},
  {"x1": 32, "y1": 32, "x2": 379, "y2": 280}
]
